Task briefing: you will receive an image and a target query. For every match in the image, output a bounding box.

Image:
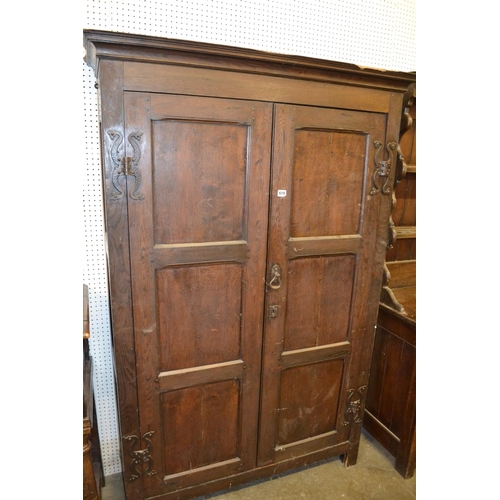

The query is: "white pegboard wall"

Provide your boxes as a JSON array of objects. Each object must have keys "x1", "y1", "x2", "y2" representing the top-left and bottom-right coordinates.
[
  {"x1": 84, "y1": 0, "x2": 416, "y2": 71},
  {"x1": 83, "y1": 0, "x2": 416, "y2": 476},
  {"x1": 83, "y1": 61, "x2": 123, "y2": 475}
]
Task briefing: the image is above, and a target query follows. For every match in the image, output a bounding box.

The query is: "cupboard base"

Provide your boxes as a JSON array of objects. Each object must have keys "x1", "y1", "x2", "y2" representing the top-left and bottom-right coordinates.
[{"x1": 144, "y1": 442, "x2": 351, "y2": 500}]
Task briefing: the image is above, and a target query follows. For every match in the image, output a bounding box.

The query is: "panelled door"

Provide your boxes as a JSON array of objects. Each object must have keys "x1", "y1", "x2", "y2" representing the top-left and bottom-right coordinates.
[
  {"x1": 120, "y1": 93, "x2": 388, "y2": 496},
  {"x1": 258, "y1": 104, "x2": 387, "y2": 465},
  {"x1": 122, "y1": 92, "x2": 272, "y2": 495}
]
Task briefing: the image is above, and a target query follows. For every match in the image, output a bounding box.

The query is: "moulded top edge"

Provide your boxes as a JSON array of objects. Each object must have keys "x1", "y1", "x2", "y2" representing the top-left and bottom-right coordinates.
[{"x1": 83, "y1": 29, "x2": 416, "y2": 91}]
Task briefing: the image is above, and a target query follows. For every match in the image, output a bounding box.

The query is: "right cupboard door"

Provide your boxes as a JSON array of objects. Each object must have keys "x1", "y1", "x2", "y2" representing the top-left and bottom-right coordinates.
[{"x1": 258, "y1": 104, "x2": 388, "y2": 466}]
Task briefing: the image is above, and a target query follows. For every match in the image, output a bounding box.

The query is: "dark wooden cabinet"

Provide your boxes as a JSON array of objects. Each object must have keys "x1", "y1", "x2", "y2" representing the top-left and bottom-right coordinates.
[{"x1": 84, "y1": 30, "x2": 416, "y2": 500}]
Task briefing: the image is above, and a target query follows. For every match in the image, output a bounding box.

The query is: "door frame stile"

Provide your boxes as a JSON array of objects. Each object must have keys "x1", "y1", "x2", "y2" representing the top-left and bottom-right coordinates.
[
  {"x1": 124, "y1": 92, "x2": 165, "y2": 495},
  {"x1": 343, "y1": 95, "x2": 405, "y2": 464},
  {"x1": 255, "y1": 101, "x2": 278, "y2": 466},
  {"x1": 97, "y1": 60, "x2": 144, "y2": 499}
]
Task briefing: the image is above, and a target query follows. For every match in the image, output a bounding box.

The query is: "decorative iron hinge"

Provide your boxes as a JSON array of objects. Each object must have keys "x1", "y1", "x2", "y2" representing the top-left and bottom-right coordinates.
[
  {"x1": 123, "y1": 431, "x2": 157, "y2": 482},
  {"x1": 370, "y1": 141, "x2": 396, "y2": 195},
  {"x1": 107, "y1": 130, "x2": 144, "y2": 201},
  {"x1": 341, "y1": 385, "x2": 367, "y2": 426}
]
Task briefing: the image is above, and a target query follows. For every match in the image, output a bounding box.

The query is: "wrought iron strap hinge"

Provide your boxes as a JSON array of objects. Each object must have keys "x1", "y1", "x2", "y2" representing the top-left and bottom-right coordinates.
[
  {"x1": 341, "y1": 385, "x2": 367, "y2": 426},
  {"x1": 370, "y1": 141, "x2": 396, "y2": 196},
  {"x1": 107, "y1": 130, "x2": 144, "y2": 201},
  {"x1": 123, "y1": 431, "x2": 157, "y2": 482}
]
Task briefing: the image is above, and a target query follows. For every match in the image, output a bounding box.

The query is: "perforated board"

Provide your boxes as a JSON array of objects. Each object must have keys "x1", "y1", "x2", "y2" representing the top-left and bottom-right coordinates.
[{"x1": 83, "y1": 0, "x2": 416, "y2": 476}]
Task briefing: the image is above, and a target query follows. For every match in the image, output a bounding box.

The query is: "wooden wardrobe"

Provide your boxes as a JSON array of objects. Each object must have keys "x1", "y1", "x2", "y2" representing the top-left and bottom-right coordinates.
[{"x1": 84, "y1": 30, "x2": 416, "y2": 500}]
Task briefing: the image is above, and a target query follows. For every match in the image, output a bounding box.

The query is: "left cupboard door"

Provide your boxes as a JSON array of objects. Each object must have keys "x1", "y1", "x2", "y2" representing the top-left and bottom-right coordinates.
[{"x1": 120, "y1": 92, "x2": 272, "y2": 497}]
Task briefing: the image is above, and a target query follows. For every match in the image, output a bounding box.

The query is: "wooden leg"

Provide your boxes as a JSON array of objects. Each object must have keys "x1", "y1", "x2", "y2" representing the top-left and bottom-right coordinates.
[
  {"x1": 395, "y1": 421, "x2": 416, "y2": 479},
  {"x1": 395, "y1": 362, "x2": 416, "y2": 479},
  {"x1": 342, "y1": 435, "x2": 360, "y2": 467}
]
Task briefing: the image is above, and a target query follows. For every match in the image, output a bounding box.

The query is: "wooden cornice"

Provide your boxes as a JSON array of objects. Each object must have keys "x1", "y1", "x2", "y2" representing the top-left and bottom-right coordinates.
[{"x1": 83, "y1": 29, "x2": 416, "y2": 92}]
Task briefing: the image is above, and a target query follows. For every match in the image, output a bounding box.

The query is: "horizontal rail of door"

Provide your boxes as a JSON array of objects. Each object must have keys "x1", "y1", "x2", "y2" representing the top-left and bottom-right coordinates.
[
  {"x1": 274, "y1": 432, "x2": 348, "y2": 462},
  {"x1": 158, "y1": 359, "x2": 245, "y2": 392},
  {"x1": 164, "y1": 457, "x2": 244, "y2": 492},
  {"x1": 153, "y1": 241, "x2": 249, "y2": 267},
  {"x1": 279, "y1": 341, "x2": 351, "y2": 369},
  {"x1": 286, "y1": 235, "x2": 362, "y2": 259}
]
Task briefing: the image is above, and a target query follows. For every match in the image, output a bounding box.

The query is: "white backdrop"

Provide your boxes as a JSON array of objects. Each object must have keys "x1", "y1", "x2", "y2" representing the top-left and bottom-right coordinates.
[{"x1": 83, "y1": 0, "x2": 416, "y2": 476}]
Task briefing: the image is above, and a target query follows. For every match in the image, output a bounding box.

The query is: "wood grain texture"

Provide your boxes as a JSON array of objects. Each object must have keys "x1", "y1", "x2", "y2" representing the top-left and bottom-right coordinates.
[
  {"x1": 280, "y1": 341, "x2": 350, "y2": 369},
  {"x1": 284, "y1": 256, "x2": 356, "y2": 350},
  {"x1": 124, "y1": 62, "x2": 392, "y2": 112},
  {"x1": 158, "y1": 360, "x2": 244, "y2": 392},
  {"x1": 290, "y1": 129, "x2": 366, "y2": 237},
  {"x1": 153, "y1": 241, "x2": 248, "y2": 267},
  {"x1": 287, "y1": 235, "x2": 361, "y2": 259},
  {"x1": 278, "y1": 361, "x2": 344, "y2": 445},
  {"x1": 157, "y1": 264, "x2": 243, "y2": 371},
  {"x1": 386, "y1": 260, "x2": 416, "y2": 288},
  {"x1": 153, "y1": 119, "x2": 247, "y2": 244},
  {"x1": 162, "y1": 381, "x2": 240, "y2": 474}
]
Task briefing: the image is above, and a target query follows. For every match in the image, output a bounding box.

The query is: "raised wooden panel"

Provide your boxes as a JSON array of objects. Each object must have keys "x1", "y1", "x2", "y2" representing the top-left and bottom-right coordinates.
[
  {"x1": 162, "y1": 380, "x2": 240, "y2": 475},
  {"x1": 277, "y1": 360, "x2": 344, "y2": 446},
  {"x1": 153, "y1": 120, "x2": 247, "y2": 244},
  {"x1": 157, "y1": 263, "x2": 242, "y2": 371},
  {"x1": 284, "y1": 255, "x2": 356, "y2": 351},
  {"x1": 290, "y1": 130, "x2": 366, "y2": 237}
]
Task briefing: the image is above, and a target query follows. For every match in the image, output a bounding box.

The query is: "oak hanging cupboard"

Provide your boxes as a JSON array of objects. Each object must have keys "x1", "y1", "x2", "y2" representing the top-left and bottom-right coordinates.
[{"x1": 84, "y1": 30, "x2": 416, "y2": 500}]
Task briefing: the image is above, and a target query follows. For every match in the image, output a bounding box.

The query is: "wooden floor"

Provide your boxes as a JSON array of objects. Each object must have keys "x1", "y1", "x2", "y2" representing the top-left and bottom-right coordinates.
[{"x1": 102, "y1": 429, "x2": 416, "y2": 500}]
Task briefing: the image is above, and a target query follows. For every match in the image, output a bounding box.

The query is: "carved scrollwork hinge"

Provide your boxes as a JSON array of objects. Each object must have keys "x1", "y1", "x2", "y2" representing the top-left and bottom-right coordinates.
[
  {"x1": 341, "y1": 385, "x2": 367, "y2": 427},
  {"x1": 123, "y1": 431, "x2": 157, "y2": 482},
  {"x1": 370, "y1": 141, "x2": 396, "y2": 196},
  {"x1": 107, "y1": 130, "x2": 144, "y2": 201}
]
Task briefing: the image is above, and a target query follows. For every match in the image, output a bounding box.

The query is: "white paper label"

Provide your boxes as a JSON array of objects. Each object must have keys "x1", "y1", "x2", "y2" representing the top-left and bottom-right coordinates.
[{"x1": 277, "y1": 190, "x2": 287, "y2": 197}]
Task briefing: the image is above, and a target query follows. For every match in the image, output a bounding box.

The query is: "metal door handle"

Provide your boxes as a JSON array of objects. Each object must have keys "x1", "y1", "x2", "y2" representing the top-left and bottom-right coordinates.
[{"x1": 268, "y1": 264, "x2": 282, "y2": 290}]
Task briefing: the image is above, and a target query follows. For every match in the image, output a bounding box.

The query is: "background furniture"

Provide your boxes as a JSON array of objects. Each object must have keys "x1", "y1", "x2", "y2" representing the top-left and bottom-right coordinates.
[
  {"x1": 84, "y1": 30, "x2": 415, "y2": 500},
  {"x1": 84, "y1": 284, "x2": 104, "y2": 500},
  {"x1": 363, "y1": 87, "x2": 416, "y2": 478}
]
